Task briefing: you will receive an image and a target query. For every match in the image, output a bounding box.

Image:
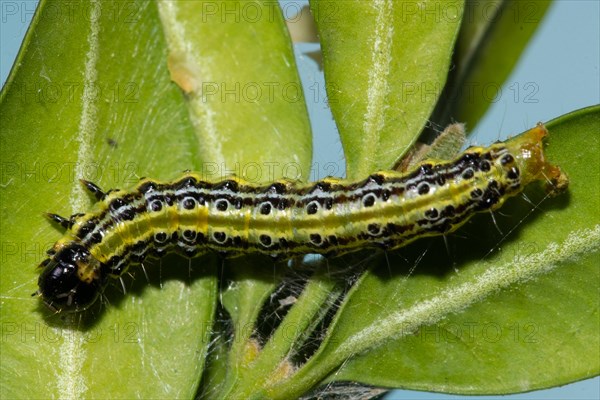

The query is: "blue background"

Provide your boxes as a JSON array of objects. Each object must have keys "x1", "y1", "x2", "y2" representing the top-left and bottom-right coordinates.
[{"x1": 1, "y1": 1, "x2": 598, "y2": 399}]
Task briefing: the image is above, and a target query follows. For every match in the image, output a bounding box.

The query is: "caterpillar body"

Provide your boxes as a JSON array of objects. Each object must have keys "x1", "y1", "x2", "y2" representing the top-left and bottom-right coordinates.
[{"x1": 36, "y1": 124, "x2": 567, "y2": 313}]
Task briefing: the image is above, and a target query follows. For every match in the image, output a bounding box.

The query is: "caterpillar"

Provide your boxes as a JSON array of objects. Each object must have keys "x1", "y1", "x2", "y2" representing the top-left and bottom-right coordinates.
[{"x1": 35, "y1": 123, "x2": 567, "y2": 313}]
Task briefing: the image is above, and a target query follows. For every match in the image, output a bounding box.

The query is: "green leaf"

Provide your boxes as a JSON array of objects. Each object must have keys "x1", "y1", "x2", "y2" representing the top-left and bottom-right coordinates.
[
  {"x1": 0, "y1": 1, "x2": 311, "y2": 398},
  {"x1": 267, "y1": 105, "x2": 599, "y2": 397},
  {"x1": 156, "y1": 0, "x2": 312, "y2": 167},
  {"x1": 3, "y1": 0, "x2": 596, "y2": 398},
  {"x1": 310, "y1": 0, "x2": 464, "y2": 179},
  {"x1": 433, "y1": 0, "x2": 552, "y2": 130}
]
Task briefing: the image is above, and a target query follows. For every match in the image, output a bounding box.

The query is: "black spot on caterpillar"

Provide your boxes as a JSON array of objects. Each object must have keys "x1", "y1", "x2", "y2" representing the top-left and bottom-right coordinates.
[{"x1": 35, "y1": 124, "x2": 567, "y2": 313}]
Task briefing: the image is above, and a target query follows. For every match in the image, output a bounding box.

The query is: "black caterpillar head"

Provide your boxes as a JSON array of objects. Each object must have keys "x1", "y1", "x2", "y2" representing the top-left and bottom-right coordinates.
[{"x1": 37, "y1": 243, "x2": 103, "y2": 313}]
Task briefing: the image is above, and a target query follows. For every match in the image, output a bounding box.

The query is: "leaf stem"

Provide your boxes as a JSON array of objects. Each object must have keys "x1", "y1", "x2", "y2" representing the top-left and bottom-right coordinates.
[{"x1": 222, "y1": 267, "x2": 338, "y2": 399}]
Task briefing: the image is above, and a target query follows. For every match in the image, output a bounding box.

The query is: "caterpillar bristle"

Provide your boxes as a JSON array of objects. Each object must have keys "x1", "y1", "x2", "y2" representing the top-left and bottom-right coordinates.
[
  {"x1": 79, "y1": 179, "x2": 106, "y2": 201},
  {"x1": 489, "y1": 210, "x2": 503, "y2": 235},
  {"x1": 44, "y1": 212, "x2": 70, "y2": 229}
]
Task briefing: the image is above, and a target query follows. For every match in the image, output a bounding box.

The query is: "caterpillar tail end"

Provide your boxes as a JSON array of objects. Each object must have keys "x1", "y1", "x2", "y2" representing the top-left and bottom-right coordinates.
[{"x1": 508, "y1": 122, "x2": 569, "y2": 197}]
